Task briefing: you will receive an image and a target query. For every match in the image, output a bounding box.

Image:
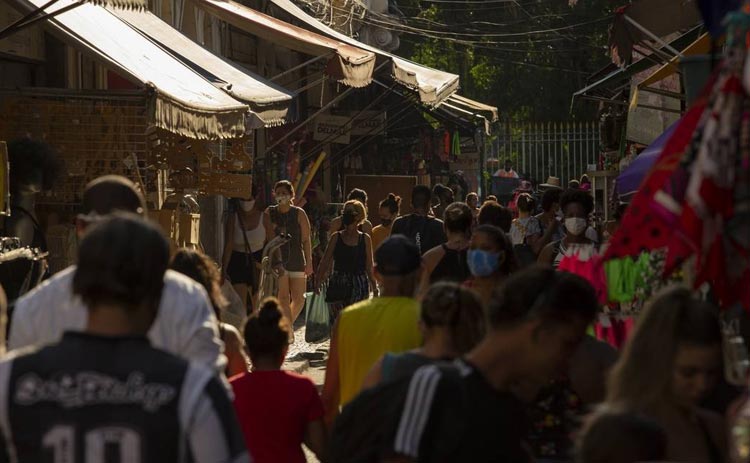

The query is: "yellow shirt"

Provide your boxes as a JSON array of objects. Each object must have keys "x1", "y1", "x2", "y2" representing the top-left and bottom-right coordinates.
[
  {"x1": 371, "y1": 224, "x2": 391, "y2": 251},
  {"x1": 336, "y1": 297, "x2": 421, "y2": 406}
]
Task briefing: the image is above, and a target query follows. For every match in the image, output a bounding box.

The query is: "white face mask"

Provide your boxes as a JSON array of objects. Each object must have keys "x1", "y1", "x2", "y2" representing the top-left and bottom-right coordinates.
[
  {"x1": 565, "y1": 217, "x2": 588, "y2": 236},
  {"x1": 276, "y1": 195, "x2": 291, "y2": 205},
  {"x1": 241, "y1": 200, "x2": 255, "y2": 211}
]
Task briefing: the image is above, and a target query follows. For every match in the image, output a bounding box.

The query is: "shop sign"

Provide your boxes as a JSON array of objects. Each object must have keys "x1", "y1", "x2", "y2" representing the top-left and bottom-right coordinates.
[
  {"x1": 313, "y1": 115, "x2": 351, "y2": 144},
  {"x1": 351, "y1": 111, "x2": 386, "y2": 136}
]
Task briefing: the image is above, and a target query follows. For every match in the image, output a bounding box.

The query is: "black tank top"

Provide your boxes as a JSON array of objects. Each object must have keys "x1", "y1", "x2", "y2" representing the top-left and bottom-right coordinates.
[
  {"x1": 333, "y1": 232, "x2": 366, "y2": 274},
  {"x1": 430, "y1": 244, "x2": 470, "y2": 284}
]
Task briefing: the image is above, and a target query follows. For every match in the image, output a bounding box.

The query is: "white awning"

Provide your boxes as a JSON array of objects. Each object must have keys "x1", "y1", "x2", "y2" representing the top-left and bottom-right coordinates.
[
  {"x1": 193, "y1": 0, "x2": 375, "y2": 88},
  {"x1": 443, "y1": 94, "x2": 498, "y2": 123},
  {"x1": 269, "y1": 0, "x2": 459, "y2": 106},
  {"x1": 113, "y1": 7, "x2": 297, "y2": 128},
  {"x1": 9, "y1": 0, "x2": 249, "y2": 139}
]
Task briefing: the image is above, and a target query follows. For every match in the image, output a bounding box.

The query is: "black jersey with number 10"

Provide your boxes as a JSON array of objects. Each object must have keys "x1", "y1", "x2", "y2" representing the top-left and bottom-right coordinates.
[{"x1": 0, "y1": 332, "x2": 249, "y2": 463}]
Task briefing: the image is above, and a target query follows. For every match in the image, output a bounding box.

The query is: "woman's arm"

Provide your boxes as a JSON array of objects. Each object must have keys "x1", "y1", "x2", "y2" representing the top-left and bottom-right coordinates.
[
  {"x1": 298, "y1": 207, "x2": 313, "y2": 276},
  {"x1": 315, "y1": 233, "x2": 338, "y2": 293},
  {"x1": 221, "y1": 214, "x2": 236, "y2": 281},
  {"x1": 364, "y1": 234, "x2": 378, "y2": 296},
  {"x1": 263, "y1": 208, "x2": 273, "y2": 243},
  {"x1": 222, "y1": 324, "x2": 249, "y2": 378},
  {"x1": 417, "y1": 246, "x2": 443, "y2": 299},
  {"x1": 304, "y1": 419, "x2": 328, "y2": 462},
  {"x1": 362, "y1": 220, "x2": 373, "y2": 236},
  {"x1": 537, "y1": 242, "x2": 555, "y2": 266}
]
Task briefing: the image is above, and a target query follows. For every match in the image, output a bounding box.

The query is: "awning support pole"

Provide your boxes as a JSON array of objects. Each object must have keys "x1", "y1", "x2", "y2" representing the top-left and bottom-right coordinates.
[
  {"x1": 263, "y1": 85, "x2": 355, "y2": 156},
  {"x1": 624, "y1": 15, "x2": 684, "y2": 58},
  {"x1": 263, "y1": 60, "x2": 389, "y2": 156},
  {"x1": 269, "y1": 54, "x2": 329, "y2": 82},
  {"x1": 0, "y1": 0, "x2": 63, "y2": 40}
]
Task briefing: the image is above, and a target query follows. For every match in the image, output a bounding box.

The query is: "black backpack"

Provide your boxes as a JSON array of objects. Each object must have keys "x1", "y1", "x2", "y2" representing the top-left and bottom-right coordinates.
[{"x1": 329, "y1": 363, "x2": 465, "y2": 463}]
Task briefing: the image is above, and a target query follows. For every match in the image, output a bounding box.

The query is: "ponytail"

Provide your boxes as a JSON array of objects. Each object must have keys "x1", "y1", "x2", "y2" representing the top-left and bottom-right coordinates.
[{"x1": 243, "y1": 297, "x2": 290, "y2": 360}]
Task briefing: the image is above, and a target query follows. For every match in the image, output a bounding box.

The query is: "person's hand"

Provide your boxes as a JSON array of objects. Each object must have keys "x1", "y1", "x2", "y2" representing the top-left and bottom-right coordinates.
[
  {"x1": 220, "y1": 268, "x2": 228, "y2": 285},
  {"x1": 305, "y1": 262, "x2": 314, "y2": 276}
]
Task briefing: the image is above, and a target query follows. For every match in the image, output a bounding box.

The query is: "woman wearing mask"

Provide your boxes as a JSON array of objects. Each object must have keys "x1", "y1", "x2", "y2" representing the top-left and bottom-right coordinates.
[
  {"x1": 538, "y1": 189, "x2": 596, "y2": 268},
  {"x1": 222, "y1": 183, "x2": 265, "y2": 312},
  {"x1": 605, "y1": 288, "x2": 725, "y2": 463},
  {"x1": 315, "y1": 200, "x2": 377, "y2": 320},
  {"x1": 464, "y1": 224, "x2": 517, "y2": 307},
  {"x1": 362, "y1": 282, "x2": 485, "y2": 387},
  {"x1": 371, "y1": 193, "x2": 400, "y2": 251},
  {"x1": 420, "y1": 202, "x2": 473, "y2": 293},
  {"x1": 172, "y1": 248, "x2": 249, "y2": 378},
  {"x1": 263, "y1": 181, "x2": 313, "y2": 334}
]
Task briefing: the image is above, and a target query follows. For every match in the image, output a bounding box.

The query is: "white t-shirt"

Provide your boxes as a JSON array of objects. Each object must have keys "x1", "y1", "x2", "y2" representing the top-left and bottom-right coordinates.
[
  {"x1": 509, "y1": 217, "x2": 542, "y2": 246},
  {"x1": 9, "y1": 267, "x2": 227, "y2": 375}
]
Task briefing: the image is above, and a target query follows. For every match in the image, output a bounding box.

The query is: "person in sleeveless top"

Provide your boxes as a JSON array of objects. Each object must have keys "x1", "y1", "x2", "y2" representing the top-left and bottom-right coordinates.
[
  {"x1": 171, "y1": 248, "x2": 249, "y2": 379},
  {"x1": 419, "y1": 202, "x2": 473, "y2": 296},
  {"x1": 605, "y1": 288, "x2": 726, "y2": 463},
  {"x1": 362, "y1": 282, "x2": 485, "y2": 388},
  {"x1": 328, "y1": 188, "x2": 373, "y2": 238},
  {"x1": 222, "y1": 183, "x2": 265, "y2": 313},
  {"x1": 315, "y1": 200, "x2": 377, "y2": 321},
  {"x1": 263, "y1": 181, "x2": 312, "y2": 334},
  {"x1": 371, "y1": 193, "x2": 401, "y2": 251},
  {"x1": 538, "y1": 189, "x2": 596, "y2": 269}
]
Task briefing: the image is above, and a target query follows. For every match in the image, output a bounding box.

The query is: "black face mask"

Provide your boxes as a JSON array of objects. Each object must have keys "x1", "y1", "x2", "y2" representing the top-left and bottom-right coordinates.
[
  {"x1": 381, "y1": 218, "x2": 393, "y2": 227},
  {"x1": 342, "y1": 212, "x2": 357, "y2": 226}
]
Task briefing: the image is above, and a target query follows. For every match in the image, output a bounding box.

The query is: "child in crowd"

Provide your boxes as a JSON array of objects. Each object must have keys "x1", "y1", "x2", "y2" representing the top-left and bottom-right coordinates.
[{"x1": 231, "y1": 298, "x2": 326, "y2": 463}]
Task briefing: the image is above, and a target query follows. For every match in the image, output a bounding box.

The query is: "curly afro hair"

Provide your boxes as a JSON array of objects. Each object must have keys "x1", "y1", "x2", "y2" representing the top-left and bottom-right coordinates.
[
  {"x1": 8, "y1": 138, "x2": 61, "y2": 194},
  {"x1": 560, "y1": 188, "x2": 594, "y2": 216}
]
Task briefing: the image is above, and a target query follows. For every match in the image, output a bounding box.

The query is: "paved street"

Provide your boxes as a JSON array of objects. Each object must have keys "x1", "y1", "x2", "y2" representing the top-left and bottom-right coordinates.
[{"x1": 283, "y1": 323, "x2": 328, "y2": 463}]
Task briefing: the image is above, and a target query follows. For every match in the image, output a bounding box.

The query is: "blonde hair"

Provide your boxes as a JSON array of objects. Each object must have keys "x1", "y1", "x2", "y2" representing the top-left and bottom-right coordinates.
[
  {"x1": 606, "y1": 287, "x2": 720, "y2": 410},
  {"x1": 343, "y1": 200, "x2": 367, "y2": 225}
]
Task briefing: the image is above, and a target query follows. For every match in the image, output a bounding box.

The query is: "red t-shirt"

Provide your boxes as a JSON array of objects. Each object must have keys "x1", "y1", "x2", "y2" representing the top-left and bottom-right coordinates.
[{"x1": 231, "y1": 370, "x2": 324, "y2": 463}]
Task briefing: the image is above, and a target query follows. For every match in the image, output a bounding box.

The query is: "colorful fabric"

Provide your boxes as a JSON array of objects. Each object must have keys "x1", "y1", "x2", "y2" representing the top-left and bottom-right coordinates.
[{"x1": 527, "y1": 377, "x2": 584, "y2": 460}]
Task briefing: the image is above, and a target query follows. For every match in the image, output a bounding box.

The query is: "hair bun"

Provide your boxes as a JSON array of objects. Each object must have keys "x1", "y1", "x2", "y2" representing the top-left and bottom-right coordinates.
[{"x1": 258, "y1": 299, "x2": 282, "y2": 325}]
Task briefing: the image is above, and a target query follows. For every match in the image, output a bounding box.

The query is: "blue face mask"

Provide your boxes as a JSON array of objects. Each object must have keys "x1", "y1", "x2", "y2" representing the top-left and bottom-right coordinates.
[{"x1": 467, "y1": 249, "x2": 501, "y2": 277}]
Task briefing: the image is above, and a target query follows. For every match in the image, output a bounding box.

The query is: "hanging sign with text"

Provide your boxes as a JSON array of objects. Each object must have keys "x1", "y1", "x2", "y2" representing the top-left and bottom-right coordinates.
[{"x1": 313, "y1": 115, "x2": 352, "y2": 144}]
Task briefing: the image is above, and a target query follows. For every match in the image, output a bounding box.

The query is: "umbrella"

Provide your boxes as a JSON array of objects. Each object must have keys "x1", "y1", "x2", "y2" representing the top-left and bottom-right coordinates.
[{"x1": 616, "y1": 121, "x2": 678, "y2": 200}]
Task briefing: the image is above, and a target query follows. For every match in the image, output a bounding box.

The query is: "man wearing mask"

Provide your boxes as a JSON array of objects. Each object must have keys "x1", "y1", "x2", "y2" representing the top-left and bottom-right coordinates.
[
  {"x1": 321, "y1": 236, "x2": 422, "y2": 426},
  {"x1": 538, "y1": 189, "x2": 597, "y2": 268}
]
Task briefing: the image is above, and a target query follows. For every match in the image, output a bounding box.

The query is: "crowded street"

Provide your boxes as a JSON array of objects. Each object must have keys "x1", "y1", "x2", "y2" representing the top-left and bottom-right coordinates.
[{"x1": 1, "y1": 0, "x2": 750, "y2": 462}]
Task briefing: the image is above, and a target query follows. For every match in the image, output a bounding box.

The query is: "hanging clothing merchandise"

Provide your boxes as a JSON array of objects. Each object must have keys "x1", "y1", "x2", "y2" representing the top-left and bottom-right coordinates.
[
  {"x1": 451, "y1": 131, "x2": 461, "y2": 159},
  {"x1": 604, "y1": 253, "x2": 650, "y2": 304},
  {"x1": 605, "y1": 13, "x2": 750, "y2": 309},
  {"x1": 441, "y1": 129, "x2": 451, "y2": 162},
  {"x1": 558, "y1": 251, "x2": 607, "y2": 304}
]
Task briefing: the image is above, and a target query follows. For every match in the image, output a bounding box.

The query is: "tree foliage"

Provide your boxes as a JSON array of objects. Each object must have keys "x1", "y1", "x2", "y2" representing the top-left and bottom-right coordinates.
[{"x1": 392, "y1": 0, "x2": 614, "y2": 121}]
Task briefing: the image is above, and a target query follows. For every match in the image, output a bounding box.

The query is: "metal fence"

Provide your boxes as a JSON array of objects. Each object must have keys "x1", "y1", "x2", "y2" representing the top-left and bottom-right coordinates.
[{"x1": 492, "y1": 121, "x2": 601, "y2": 186}]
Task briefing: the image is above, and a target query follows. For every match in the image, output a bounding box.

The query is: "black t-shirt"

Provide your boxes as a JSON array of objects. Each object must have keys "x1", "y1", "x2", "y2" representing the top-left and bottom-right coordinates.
[
  {"x1": 392, "y1": 359, "x2": 531, "y2": 462},
  {"x1": 0, "y1": 332, "x2": 248, "y2": 463},
  {"x1": 390, "y1": 214, "x2": 447, "y2": 255}
]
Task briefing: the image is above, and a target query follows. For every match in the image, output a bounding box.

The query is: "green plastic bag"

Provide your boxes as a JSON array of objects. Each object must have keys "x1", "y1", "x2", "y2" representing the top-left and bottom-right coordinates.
[{"x1": 305, "y1": 290, "x2": 330, "y2": 343}]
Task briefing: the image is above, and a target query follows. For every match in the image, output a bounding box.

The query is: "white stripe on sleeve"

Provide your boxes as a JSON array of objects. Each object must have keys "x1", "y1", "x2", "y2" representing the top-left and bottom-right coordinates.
[{"x1": 393, "y1": 365, "x2": 442, "y2": 458}]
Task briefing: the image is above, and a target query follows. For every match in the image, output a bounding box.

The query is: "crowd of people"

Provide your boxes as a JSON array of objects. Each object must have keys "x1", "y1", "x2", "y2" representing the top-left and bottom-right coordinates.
[{"x1": 0, "y1": 155, "x2": 739, "y2": 462}]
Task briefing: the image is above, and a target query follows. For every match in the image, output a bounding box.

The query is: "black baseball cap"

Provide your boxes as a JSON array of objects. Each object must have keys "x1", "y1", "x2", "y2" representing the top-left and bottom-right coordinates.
[{"x1": 375, "y1": 235, "x2": 421, "y2": 276}]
